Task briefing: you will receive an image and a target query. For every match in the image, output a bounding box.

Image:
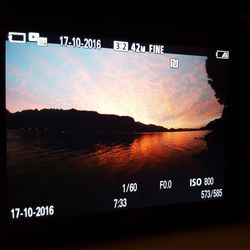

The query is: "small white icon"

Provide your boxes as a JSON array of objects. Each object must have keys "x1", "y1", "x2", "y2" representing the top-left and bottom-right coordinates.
[
  {"x1": 28, "y1": 32, "x2": 40, "y2": 42},
  {"x1": 28, "y1": 32, "x2": 48, "y2": 46},
  {"x1": 8, "y1": 32, "x2": 26, "y2": 43},
  {"x1": 216, "y1": 50, "x2": 229, "y2": 59},
  {"x1": 37, "y1": 37, "x2": 48, "y2": 46},
  {"x1": 113, "y1": 41, "x2": 129, "y2": 52},
  {"x1": 170, "y1": 58, "x2": 179, "y2": 69}
]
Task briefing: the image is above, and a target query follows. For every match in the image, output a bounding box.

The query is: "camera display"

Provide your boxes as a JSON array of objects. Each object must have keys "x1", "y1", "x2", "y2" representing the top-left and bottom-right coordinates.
[{"x1": 5, "y1": 31, "x2": 229, "y2": 220}]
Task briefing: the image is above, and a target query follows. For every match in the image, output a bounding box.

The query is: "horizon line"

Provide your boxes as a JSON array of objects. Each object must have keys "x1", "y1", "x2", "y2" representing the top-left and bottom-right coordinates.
[{"x1": 6, "y1": 107, "x2": 218, "y2": 130}]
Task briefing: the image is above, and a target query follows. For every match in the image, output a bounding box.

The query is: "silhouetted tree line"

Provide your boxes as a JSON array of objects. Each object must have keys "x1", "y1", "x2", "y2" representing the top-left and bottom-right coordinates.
[
  {"x1": 198, "y1": 57, "x2": 229, "y2": 162},
  {"x1": 205, "y1": 57, "x2": 228, "y2": 132},
  {"x1": 7, "y1": 109, "x2": 169, "y2": 132},
  {"x1": 6, "y1": 108, "x2": 220, "y2": 133}
]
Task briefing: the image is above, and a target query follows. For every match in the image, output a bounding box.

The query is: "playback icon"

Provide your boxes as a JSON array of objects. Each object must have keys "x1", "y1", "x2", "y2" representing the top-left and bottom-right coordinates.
[{"x1": 28, "y1": 32, "x2": 47, "y2": 46}]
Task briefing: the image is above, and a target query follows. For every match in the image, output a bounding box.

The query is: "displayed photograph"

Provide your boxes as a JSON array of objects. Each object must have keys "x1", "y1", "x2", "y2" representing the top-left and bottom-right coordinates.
[{"x1": 6, "y1": 41, "x2": 226, "y2": 216}]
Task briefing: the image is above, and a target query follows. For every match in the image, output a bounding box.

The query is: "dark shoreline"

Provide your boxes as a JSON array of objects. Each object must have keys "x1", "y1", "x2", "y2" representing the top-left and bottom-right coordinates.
[
  {"x1": 6, "y1": 128, "x2": 210, "y2": 134},
  {"x1": 6, "y1": 108, "x2": 213, "y2": 133}
]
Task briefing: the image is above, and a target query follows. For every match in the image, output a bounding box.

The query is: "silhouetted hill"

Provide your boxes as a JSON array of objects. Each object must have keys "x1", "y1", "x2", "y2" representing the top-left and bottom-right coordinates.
[
  {"x1": 6, "y1": 109, "x2": 11, "y2": 116},
  {"x1": 7, "y1": 109, "x2": 170, "y2": 132},
  {"x1": 203, "y1": 118, "x2": 223, "y2": 130},
  {"x1": 134, "y1": 122, "x2": 167, "y2": 132},
  {"x1": 7, "y1": 109, "x2": 213, "y2": 132},
  {"x1": 169, "y1": 127, "x2": 202, "y2": 132}
]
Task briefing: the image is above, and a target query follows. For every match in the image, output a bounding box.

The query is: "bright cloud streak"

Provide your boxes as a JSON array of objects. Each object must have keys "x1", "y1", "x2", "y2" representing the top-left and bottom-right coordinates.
[{"x1": 6, "y1": 42, "x2": 224, "y2": 128}]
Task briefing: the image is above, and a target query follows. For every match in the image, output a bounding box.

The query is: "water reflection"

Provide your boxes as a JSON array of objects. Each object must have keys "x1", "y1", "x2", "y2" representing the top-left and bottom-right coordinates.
[
  {"x1": 7, "y1": 129, "x2": 212, "y2": 214},
  {"x1": 7, "y1": 130, "x2": 210, "y2": 176},
  {"x1": 81, "y1": 131, "x2": 210, "y2": 175}
]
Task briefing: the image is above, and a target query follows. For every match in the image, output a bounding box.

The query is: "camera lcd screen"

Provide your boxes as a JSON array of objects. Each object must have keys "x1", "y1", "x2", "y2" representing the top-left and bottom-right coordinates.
[{"x1": 5, "y1": 30, "x2": 229, "y2": 220}]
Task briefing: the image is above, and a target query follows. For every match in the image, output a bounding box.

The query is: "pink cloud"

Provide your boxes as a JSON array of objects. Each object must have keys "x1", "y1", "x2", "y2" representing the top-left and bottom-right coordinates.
[{"x1": 6, "y1": 46, "x2": 224, "y2": 129}]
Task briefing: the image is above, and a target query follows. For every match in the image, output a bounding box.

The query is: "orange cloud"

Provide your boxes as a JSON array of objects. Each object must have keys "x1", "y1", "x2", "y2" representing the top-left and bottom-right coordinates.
[{"x1": 6, "y1": 45, "x2": 224, "y2": 129}]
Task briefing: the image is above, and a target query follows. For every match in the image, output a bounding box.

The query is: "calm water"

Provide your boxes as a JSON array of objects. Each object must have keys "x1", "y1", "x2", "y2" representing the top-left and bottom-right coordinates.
[
  {"x1": 7, "y1": 129, "x2": 213, "y2": 215},
  {"x1": 7, "y1": 130, "x2": 209, "y2": 175}
]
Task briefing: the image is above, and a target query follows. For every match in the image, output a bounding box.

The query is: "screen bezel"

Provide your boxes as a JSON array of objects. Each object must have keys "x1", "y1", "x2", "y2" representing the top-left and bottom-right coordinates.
[{"x1": 0, "y1": 19, "x2": 236, "y2": 247}]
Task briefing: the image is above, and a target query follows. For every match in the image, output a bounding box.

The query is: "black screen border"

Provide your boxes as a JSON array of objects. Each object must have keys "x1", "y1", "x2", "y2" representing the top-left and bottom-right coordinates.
[{"x1": 0, "y1": 19, "x2": 241, "y2": 247}]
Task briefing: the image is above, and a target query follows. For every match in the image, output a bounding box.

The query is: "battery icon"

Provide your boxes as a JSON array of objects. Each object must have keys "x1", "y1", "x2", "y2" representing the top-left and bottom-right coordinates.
[
  {"x1": 216, "y1": 50, "x2": 229, "y2": 59},
  {"x1": 8, "y1": 32, "x2": 26, "y2": 43}
]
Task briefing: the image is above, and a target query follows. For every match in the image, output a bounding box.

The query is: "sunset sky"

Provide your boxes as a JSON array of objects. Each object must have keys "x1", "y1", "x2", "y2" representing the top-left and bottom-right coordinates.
[{"x1": 6, "y1": 41, "x2": 224, "y2": 129}]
